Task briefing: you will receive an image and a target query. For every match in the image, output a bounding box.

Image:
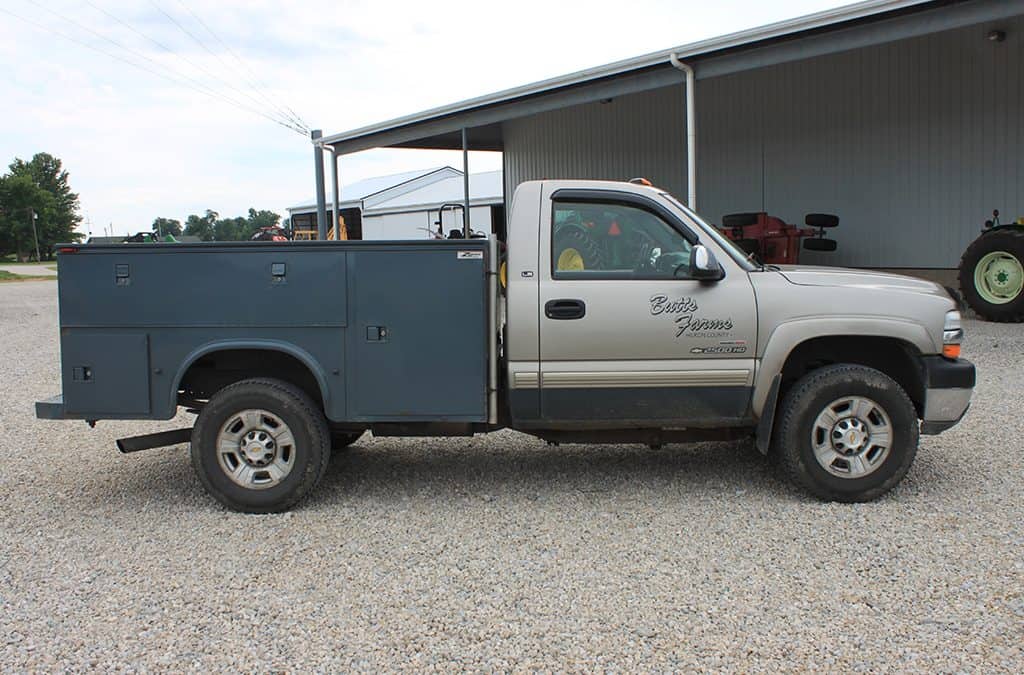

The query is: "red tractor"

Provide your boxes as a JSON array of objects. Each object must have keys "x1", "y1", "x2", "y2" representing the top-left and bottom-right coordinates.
[
  {"x1": 719, "y1": 212, "x2": 839, "y2": 264},
  {"x1": 250, "y1": 226, "x2": 291, "y2": 242}
]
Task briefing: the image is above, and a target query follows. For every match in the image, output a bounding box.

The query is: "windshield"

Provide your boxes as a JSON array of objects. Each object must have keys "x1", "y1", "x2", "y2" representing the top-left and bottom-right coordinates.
[{"x1": 659, "y1": 193, "x2": 758, "y2": 272}]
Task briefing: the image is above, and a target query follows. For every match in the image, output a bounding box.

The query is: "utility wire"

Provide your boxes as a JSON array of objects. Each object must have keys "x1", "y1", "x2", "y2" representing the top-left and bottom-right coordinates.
[
  {"x1": 1, "y1": 6, "x2": 308, "y2": 136},
  {"x1": 172, "y1": 0, "x2": 310, "y2": 132},
  {"x1": 83, "y1": 0, "x2": 305, "y2": 132},
  {"x1": 30, "y1": 0, "x2": 307, "y2": 135},
  {"x1": 148, "y1": 0, "x2": 307, "y2": 133}
]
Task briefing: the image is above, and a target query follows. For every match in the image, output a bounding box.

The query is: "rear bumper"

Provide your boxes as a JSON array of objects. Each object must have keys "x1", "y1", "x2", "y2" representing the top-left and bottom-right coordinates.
[
  {"x1": 35, "y1": 395, "x2": 67, "y2": 420},
  {"x1": 920, "y1": 357, "x2": 975, "y2": 435}
]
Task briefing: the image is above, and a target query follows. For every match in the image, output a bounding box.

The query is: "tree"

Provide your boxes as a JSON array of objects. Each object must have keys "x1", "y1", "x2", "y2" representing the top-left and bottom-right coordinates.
[
  {"x1": 184, "y1": 209, "x2": 218, "y2": 241},
  {"x1": 162, "y1": 207, "x2": 284, "y2": 242},
  {"x1": 214, "y1": 216, "x2": 250, "y2": 241},
  {"x1": 247, "y1": 208, "x2": 280, "y2": 230},
  {"x1": 0, "y1": 152, "x2": 82, "y2": 260},
  {"x1": 0, "y1": 175, "x2": 55, "y2": 261},
  {"x1": 152, "y1": 217, "x2": 182, "y2": 238}
]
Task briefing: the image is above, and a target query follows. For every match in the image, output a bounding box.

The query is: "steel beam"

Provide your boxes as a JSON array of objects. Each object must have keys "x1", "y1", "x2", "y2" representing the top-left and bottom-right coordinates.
[
  {"x1": 462, "y1": 128, "x2": 470, "y2": 237},
  {"x1": 331, "y1": 149, "x2": 340, "y2": 240},
  {"x1": 312, "y1": 129, "x2": 327, "y2": 240}
]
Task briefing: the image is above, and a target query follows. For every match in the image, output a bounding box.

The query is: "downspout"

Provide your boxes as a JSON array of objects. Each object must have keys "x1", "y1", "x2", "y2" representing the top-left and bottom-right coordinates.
[{"x1": 669, "y1": 53, "x2": 696, "y2": 211}]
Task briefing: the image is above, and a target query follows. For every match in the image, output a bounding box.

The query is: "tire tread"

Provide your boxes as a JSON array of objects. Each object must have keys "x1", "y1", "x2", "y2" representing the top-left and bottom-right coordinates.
[
  {"x1": 957, "y1": 227, "x2": 1024, "y2": 322},
  {"x1": 191, "y1": 377, "x2": 330, "y2": 513},
  {"x1": 773, "y1": 364, "x2": 919, "y2": 503}
]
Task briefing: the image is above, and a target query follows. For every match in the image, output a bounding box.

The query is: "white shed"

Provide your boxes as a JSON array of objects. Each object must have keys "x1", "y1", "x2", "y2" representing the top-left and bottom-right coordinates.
[{"x1": 288, "y1": 167, "x2": 503, "y2": 240}]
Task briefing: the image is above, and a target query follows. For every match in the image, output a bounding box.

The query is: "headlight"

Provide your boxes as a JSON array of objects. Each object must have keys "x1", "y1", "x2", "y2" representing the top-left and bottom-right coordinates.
[{"x1": 942, "y1": 310, "x2": 963, "y2": 359}]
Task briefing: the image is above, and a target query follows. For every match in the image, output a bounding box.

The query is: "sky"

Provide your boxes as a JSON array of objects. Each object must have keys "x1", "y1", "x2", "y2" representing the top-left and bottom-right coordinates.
[{"x1": 1, "y1": 0, "x2": 853, "y2": 236}]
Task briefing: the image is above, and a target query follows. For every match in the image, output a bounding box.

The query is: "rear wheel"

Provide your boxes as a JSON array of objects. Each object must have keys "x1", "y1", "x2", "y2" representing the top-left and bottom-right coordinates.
[
  {"x1": 772, "y1": 364, "x2": 918, "y2": 502},
  {"x1": 191, "y1": 378, "x2": 330, "y2": 513},
  {"x1": 958, "y1": 228, "x2": 1024, "y2": 322}
]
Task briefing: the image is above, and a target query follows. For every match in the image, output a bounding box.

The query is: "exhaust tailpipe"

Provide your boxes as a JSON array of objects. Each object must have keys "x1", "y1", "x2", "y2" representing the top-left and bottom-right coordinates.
[{"x1": 116, "y1": 428, "x2": 192, "y2": 454}]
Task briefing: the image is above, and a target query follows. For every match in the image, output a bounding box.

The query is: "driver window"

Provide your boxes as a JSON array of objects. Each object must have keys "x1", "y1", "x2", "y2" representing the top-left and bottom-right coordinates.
[{"x1": 552, "y1": 201, "x2": 693, "y2": 279}]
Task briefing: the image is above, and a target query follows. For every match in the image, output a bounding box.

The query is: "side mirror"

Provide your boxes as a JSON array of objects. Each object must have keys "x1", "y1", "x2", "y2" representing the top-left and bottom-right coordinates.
[{"x1": 690, "y1": 244, "x2": 724, "y2": 281}]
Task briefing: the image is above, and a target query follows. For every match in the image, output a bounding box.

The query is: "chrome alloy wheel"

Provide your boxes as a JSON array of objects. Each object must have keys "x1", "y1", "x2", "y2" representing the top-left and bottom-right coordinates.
[
  {"x1": 216, "y1": 409, "x2": 296, "y2": 489},
  {"x1": 811, "y1": 396, "x2": 893, "y2": 478}
]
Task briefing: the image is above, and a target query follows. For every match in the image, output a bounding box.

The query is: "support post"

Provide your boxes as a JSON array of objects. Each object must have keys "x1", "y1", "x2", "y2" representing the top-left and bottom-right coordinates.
[
  {"x1": 331, "y1": 149, "x2": 340, "y2": 241},
  {"x1": 311, "y1": 129, "x2": 328, "y2": 240},
  {"x1": 461, "y1": 128, "x2": 471, "y2": 238}
]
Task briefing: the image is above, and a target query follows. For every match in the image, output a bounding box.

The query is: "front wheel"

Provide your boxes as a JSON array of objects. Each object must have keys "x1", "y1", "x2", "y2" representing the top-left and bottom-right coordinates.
[
  {"x1": 772, "y1": 364, "x2": 919, "y2": 502},
  {"x1": 958, "y1": 228, "x2": 1024, "y2": 322},
  {"x1": 191, "y1": 378, "x2": 331, "y2": 513}
]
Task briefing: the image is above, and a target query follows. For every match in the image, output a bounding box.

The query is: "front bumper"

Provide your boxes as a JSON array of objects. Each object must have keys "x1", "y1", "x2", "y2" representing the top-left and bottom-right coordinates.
[{"x1": 920, "y1": 356, "x2": 975, "y2": 435}]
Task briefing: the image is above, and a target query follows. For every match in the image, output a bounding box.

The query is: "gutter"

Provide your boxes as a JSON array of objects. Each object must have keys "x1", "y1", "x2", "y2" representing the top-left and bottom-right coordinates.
[{"x1": 669, "y1": 53, "x2": 697, "y2": 211}]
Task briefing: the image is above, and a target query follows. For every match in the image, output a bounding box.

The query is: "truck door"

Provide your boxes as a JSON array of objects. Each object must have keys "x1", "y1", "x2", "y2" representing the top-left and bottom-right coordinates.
[{"x1": 537, "y1": 186, "x2": 757, "y2": 425}]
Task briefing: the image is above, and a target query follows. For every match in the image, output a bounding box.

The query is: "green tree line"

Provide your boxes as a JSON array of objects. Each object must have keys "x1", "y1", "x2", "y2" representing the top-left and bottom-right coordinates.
[
  {"x1": 152, "y1": 208, "x2": 285, "y2": 242},
  {"x1": 0, "y1": 153, "x2": 83, "y2": 261}
]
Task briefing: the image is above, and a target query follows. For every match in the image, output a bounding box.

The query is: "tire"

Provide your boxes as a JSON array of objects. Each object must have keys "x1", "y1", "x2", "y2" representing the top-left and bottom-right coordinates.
[
  {"x1": 553, "y1": 226, "x2": 605, "y2": 272},
  {"x1": 330, "y1": 428, "x2": 365, "y2": 451},
  {"x1": 191, "y1": 378, "x2": 331, "y2": 513},
  {"x1": 803, "y1": 237, "x2": 837, "y2": 252},
  {"x1": 772, "y1": 364, "x2": 919, "y2": 503},
  {"x1": 958, "y1": 228, "x2": 1024, "y2": 322},
  {"x1": 721, "y1": 212, "x2": 759, "y2": 228},
  {"x1": 805, "y1": 213, "x2": 839, "y2": 228}
]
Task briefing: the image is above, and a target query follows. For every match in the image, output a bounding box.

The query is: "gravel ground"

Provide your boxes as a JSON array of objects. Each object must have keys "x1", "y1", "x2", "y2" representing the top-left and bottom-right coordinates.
[
  {"x1": 1, "y1": 280, "x2": 1021, "y2": 671},
  {"x1": 0, "y1": 264, "x2": 57, "y2": 277}
]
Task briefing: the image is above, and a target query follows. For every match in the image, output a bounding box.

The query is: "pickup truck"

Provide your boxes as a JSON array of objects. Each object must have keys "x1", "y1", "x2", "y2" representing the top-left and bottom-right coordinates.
[{"x1": 36, "y1": 180, "x2": 975, "y2": 512}]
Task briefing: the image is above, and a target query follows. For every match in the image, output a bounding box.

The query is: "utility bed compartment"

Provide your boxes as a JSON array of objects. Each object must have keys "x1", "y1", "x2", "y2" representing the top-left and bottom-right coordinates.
[{"x1": 49, "y1": 240, "x2": 491, "y2": 423}]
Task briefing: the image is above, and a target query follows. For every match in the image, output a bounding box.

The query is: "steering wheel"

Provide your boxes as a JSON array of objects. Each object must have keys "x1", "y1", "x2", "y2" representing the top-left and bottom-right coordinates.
[
  {"x1": 625, "y1": 230, "x2": 660, "y2": 272},
  {"x1": 655, "y1": 251, "x2": 691, "y2": 277}
]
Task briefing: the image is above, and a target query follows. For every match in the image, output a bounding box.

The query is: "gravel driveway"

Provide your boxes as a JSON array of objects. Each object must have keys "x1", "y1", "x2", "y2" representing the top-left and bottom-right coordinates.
[
  {"x1": 0, "y1": 264, "x2": 57, "y2": 277},
  {"x1": 1, "y1": 280, "x2": 1021, "y2": 670}
]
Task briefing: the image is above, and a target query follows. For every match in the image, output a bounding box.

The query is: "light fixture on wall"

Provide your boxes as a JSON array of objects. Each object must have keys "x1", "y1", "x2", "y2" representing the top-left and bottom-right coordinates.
[{"x1": 986, "y1": 29, "x2": 1006, "y2": 42}]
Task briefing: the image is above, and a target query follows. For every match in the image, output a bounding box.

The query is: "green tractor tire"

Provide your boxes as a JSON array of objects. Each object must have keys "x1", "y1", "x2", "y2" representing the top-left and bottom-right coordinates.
[{"x1": 958, "y1": 227, "x2": 1024, "y2": 322}]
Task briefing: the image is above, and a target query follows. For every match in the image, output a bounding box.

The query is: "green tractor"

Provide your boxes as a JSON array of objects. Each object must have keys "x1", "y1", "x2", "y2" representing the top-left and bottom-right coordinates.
[{"x1": 958, "y1": 210, "x2": 1024, "y2": 322}]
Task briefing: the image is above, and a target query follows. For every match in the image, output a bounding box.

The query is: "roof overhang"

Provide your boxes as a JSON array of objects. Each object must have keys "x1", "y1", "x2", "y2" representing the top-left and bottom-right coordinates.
[{"x1": 319, "y1": 0, "x2": 1021, "y2": 155}]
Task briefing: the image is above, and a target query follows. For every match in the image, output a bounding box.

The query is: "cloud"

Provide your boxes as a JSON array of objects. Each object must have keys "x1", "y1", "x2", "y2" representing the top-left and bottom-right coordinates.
[{"x1": 0, "y1": 0, "x2": 850, "y2": 234}]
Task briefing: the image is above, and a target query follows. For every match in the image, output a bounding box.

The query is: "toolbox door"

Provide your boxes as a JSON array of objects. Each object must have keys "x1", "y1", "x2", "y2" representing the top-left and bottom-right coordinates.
[
  {"x1": 61, "y1": 332, "x2": 151, "y2": 416},
  {"x1": 347, "y1": 246, "x2": 488, "y2": 421}
]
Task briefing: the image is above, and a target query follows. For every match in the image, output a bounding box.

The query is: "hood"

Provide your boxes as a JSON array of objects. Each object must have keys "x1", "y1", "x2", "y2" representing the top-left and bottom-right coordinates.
[{"x1": 776, "y1": 265, "x2": 951, "y2": 298}]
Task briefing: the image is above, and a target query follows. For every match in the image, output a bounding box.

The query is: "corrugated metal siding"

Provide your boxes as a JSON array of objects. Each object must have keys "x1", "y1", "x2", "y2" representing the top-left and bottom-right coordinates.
[
  {"x1": 503, "y1": 86, "x2": 687, "y2": 201},
  {"x1": 504, "y1": 15, "x2": 1023, "y2": 268}
]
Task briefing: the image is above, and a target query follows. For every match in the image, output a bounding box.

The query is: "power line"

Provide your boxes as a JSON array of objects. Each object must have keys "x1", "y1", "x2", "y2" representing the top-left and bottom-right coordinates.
[
  {"x1": 1, "y1": 6, "x2": 308, "y2": 136},
  {"x1": 67, "y1": 0, "x2": 306, "y2": 134},
  {"x1": 28, "y1": 0, "x2": 247, "y2": 114},
  {"x1": 172, "y1": 0, "x2": 310, "y2": 132},
  {"x1": 147, "y1": 0, "x2": 307, "y2": 133},
  {"x1": 83, "y1": 0, "x2": 307, "y2": 133}
]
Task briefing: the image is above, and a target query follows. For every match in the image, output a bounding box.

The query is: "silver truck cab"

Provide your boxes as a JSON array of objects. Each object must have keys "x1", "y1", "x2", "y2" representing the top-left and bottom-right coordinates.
[{"x1": 505, "y1": 180, "x2": 973, "y2": 501}]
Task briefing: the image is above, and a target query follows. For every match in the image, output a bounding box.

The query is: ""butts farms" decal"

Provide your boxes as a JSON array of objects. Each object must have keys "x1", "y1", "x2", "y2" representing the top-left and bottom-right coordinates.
[{"x1": 649, "y1": 294, "x2": 735, "y2": 339}]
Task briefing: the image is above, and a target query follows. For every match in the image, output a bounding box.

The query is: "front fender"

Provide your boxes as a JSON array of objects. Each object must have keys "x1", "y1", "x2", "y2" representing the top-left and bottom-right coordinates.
[{"x1": 753, "y1": 317, "x2": 935, "y2": 417}]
